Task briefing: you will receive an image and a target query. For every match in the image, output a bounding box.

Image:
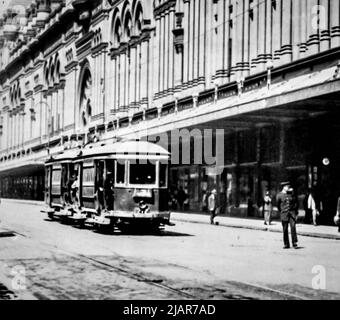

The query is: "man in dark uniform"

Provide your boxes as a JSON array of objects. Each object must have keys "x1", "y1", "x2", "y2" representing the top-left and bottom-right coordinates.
[{"x1": 277, "y1": 182, "x2": 299, "y2": 249}]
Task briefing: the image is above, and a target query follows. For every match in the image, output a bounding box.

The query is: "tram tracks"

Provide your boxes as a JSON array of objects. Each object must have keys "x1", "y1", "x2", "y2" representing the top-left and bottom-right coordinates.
[{"x1": 10, "y1": 230, "x2": 308, "y2": 300}]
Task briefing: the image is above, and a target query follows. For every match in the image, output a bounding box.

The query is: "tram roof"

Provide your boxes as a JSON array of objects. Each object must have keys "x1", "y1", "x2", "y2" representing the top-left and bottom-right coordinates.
[
  {"x1": 46, "y1": 148, "x2": 81, "y2": 164},
  {"x1": 79, "y1": 140, "x2": 170, "y2": 160}
]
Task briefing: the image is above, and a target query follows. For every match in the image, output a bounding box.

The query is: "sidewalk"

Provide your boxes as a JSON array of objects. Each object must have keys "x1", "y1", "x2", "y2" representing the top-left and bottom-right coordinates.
[
  {"x1": 171, "y1": 212, "x2": 340, "y2": 240},
  {"x1": 2, "y1": 198, "x2": 340, "y2": 240}
]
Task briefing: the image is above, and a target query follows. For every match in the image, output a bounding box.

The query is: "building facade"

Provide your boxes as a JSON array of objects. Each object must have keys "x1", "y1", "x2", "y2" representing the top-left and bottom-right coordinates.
[{"x1": 0, "y1": 0, "x2": 340, "y2": 223}]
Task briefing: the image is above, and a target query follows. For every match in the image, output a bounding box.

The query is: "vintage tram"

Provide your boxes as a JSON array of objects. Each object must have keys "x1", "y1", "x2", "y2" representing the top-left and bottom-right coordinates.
[{"x1": 43, "y1": 140, "x2": 172, "y2": 232}]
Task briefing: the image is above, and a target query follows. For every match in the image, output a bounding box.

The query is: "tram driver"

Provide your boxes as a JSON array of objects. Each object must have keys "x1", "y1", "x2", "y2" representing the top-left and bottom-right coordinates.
[{"x1": 138, "y1": 200, "x2": 150, "y2": 214}]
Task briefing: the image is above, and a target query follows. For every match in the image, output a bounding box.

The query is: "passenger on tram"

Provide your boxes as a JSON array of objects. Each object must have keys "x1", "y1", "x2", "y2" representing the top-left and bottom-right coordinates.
[
  {"x1": 104, "y1": 173, "x2": 114, "y2": 211},
  {"x1": 71, "y1": 176, "x2": 79, "y2": 203}
]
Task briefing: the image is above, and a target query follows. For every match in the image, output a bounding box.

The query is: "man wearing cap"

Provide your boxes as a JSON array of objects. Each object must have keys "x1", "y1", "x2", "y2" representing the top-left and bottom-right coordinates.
[{"x1": 277, "y1": 182, "x2": 299, "y2": 249}]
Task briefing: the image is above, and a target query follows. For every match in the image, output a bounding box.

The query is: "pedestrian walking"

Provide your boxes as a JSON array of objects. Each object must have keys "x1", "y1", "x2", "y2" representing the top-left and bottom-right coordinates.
[
  {"x1": 263, "y1": 191, "x2": 273, "y2": 225},
  {"x1": 177, "y1": 187, "x2": 187, "y2": 211},
  {"x1": 201, "y1": 190, "x2": 208, "y2": 212},
  {"x1": 307, "y1": 189, "x2": 320, "y2": 226},
  {"x1": 334, "y1": 196, "x2": 340, "y2": 233},
  {"x1": 208, "y1": 189, "x2": 218, "y2": 225},
  {"x1": 303, "y1": 189, "x2": 312, "y2": 224},
  {"x1": 277, "y1": 182, "x2": 299, "y2": 249}
]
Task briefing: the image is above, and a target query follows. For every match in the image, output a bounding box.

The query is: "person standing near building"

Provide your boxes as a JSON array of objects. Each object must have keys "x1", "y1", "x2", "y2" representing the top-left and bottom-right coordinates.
[
  {"x1": 335, "y1": 196, "x2": 340, "y2": 233},
  {"x1": 263, "y1": 191, "x2": 273, "y2": 226},
  {"x1": 208, "y1": 189, "x2": 218, "y2": 225},
  {"x1": 277, "y1": 182, "x2": 299, "y2": 249},
  {"x1": 201, "y1": 190, "x2": 208, "y2": 212},
  {"x1": 177, "y1": 187, "x2": 187, "y2": 211}
]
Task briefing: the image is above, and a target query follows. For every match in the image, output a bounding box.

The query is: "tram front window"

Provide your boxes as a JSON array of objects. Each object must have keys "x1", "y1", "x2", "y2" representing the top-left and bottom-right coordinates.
[
  {"x1": 116, "y1": 162, "x2": 125, "y2": 184},
  {"x1": 129, "y1": 163, "x2": 156, "y2": 185}
]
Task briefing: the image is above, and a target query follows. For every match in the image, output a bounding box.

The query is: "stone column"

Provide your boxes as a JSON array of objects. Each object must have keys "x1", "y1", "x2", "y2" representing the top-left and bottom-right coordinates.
[
  {"x1": 153, "y1": 16, "x2": 161, "y2": 97},
  {"x1": 48, "y1": 94, "x2": 52, "y2": 137},
  {"x1": 215, "y1": 0, "x2": 224, "y2": 83},
  {"x1": 129, "y1": 45, "x2": 137, "y2": 106},
  {"x1": 299, "y1": 0, "x2": 308, "y2": 57},
  {"x1": 61, "y1": 84, "x2": 65, "y2": 134},
  {"x1": 140, "y1": 39, "x2": 149, "y2": 108},
  {"x1": 281, "y1": 0, "x2": 292, "y2": 64},
  {"x1": 120, "y1": 52, "x2": 126, "y2": 111},
  {"x1": 116, "y1": 56, "x2": 120, "y2": 113},
  {"x1": 198, "y1": 0, "x2": 205, "y2": 86},
  {"x1": 265, "y1": 0, "x2": 273, "y2": 63},
  {"x1": 136, "y1": 42, "x2": 141, "y2": 106},
  {"x1": 319, "y1": 0, "x2": 330, "y2": 52},
  {"x1": 292, "y1": 0, "x2": 301, "y2": 61},
  {"x1": 231, "y1": 0, "x2": 240, "y2": 81},
  {"x1": 205, "y1": 0, "x2": 213, "y2": 87},
  {"x1": 101, "y1": 50, "x2": 106, "y2": 119},
  {"x1": 330, "y1": 0, "x2": 340, "y2": 48},
  {"x1": 235, "y1": 0, "x2": 245, "y2": 72},
  {"x1": 110, "y1": 56, "x2": 116, "y2": 113},
  {"x1": 242, "y1": 0, "x2": 250, "y2": 77},
  {"x1": 193, "y1": 0, "x2": 200, "y2": 83},
  {"x1": 188, "y1": 0, "x2": 195, "y2": 85},
  {"x1": 183, "y1": 0, "x2": 190, "y2": 86},
  {"x1": 173, "y1": 14, "x2": 184, "y2": 91},
  {"x1": 125, "y1": 49, "x2": 130, "y2": 112},
  {"x1": 168, "y1": 8, "x2": 175, "y2": 92},
  {"x1": 159, "y1": 13, "x2": 165, "y2": 95},
  {"x1": 249, "y1": 0, "x2": 259, "y2": 74},
  {"x1": 306, "y1": 0, "x2": 320, "y2": 55},
  {"x1": 272, "y1": 0, "x2": 282, "y2": 65},
  {"x1": 164, "y1": 11, "x2": 170, "y2": 93}
]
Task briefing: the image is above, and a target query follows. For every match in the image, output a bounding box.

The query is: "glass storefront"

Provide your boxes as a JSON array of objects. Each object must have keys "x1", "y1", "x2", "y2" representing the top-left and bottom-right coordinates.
[{"x1": 169, "y1": 118, "x2": 340, "y2": 225}]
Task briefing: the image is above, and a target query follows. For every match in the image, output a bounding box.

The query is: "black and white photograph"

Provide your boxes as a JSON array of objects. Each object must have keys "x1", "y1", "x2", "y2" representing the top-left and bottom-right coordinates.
[{"x1": 0, "y1": 0, "x2": 340, "y2": 305}]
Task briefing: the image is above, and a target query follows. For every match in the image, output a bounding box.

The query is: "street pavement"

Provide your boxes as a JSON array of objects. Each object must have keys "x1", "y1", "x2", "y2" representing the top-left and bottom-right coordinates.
[{"x1": 0, "y1": 200, "x2": 339, "y2": 300}]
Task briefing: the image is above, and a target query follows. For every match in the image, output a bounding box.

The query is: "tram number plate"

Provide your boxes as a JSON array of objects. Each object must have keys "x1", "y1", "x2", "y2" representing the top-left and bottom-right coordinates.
[{"x1": 133, "y1": 189, "x2": 152, "y2": 198}]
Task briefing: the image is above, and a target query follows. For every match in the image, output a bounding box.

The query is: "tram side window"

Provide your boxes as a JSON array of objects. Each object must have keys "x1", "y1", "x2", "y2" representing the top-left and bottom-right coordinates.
[
  {"x1": 129, "y1": 163, "x2": 156, "y2": 185},
  {"x1": 116, "y1": 161, "x2": 125, "y2": 185},
  {"x1": 52, "y1": 169, "x2": 61, "y2": 184},
  {"x1": 83, "y1": 167, "x2": 95, "y2": 183}
]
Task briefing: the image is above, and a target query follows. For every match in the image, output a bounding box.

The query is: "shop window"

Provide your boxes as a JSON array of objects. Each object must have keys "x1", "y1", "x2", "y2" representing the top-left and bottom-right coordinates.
[
  {"x1": 286, "y1": 124, "x2": 310, "y2": 166},
  {"x1": 239, "y1": 168, "x2": 255, "y2": 209},
  {"x1": 261, "y1": 126, "x2": 280, "y2": 164},
  {"x1": 238, "y1": 130, "x2": 256, "y2": 164},
  {"x1": 225, "y1": 132, "x2": 236, "y2": 165}
]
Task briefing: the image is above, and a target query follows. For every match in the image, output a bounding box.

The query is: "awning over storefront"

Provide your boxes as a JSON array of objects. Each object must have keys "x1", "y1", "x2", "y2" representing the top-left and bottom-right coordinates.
[
  {"x1": 0, "y1": 149, "x2": 48, "y2": 177},
  {"x1": 110, "y1": 63, "x2": 340, "y2": 139},
  {"x1": 0, "y1": 161, "x2": 45, "y2": 177}
]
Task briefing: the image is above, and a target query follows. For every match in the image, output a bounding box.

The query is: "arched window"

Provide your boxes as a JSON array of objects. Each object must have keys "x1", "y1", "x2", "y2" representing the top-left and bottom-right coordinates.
[
  {"x1": 113, "y1": 18, "x2": 122, "y2": 48},
  {"x1": 79, "y1": 66, "x2": 92, "y2": 128},
  {"x1": 124, "y1": 12, "x2": 132, "y2": 40},
  {"x1": 134, "y1": 3, "x2": 143, "y2": 36}
]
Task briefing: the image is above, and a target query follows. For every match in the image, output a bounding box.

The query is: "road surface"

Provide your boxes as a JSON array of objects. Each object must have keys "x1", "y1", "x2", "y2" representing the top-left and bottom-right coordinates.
[{"x1": 0, "y1": 201, "x2": 339, "y2": 300}]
